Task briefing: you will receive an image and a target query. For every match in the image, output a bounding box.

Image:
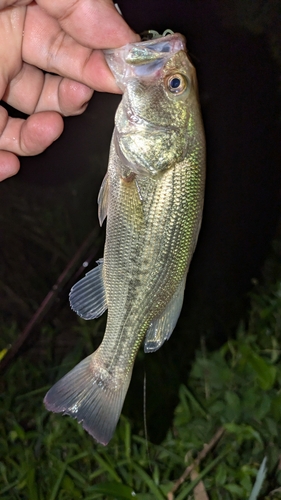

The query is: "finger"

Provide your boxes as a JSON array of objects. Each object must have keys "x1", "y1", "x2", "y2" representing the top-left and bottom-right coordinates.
[
  {"x1": 0, "y1": 4, "x2": 25, "y2": 83},
  {"x1": 0, "y1": 1, "x2": 30, "y2": 7},
  {"x1": 0, "y1": 151, "x2": 20, "y2": 181},
  {"x1": 37, "y1": 0, "x2": 139, "y2": 49},
  {"x1": 37, "y1": 75, "x2": 93, "y2": 115},
  {"x1": 3, "y1": 62, "x2": 93, "y2": 115},
  {"x1": 0, "y1": 106, "x2": 64, "y2": 156},
  {"x1": 23, "y1": 2, "x2": 140, "y2": 93}
]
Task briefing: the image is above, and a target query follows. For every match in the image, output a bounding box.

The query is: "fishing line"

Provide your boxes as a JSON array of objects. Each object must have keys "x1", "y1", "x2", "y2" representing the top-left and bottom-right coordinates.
[{"x1": 143, "y1": 369, "x2": 152, "y2": 471}]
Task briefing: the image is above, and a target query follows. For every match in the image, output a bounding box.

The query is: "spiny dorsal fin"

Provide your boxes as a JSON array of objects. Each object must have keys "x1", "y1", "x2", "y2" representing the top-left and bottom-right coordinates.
[{"x1": 98, "y1": 173, "x2": 109, "y2": 226}]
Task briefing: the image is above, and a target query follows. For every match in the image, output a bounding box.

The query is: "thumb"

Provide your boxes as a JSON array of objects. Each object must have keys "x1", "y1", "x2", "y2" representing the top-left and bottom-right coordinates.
[{"x1": 36, "y1": 0, "x2": 140, "y2": 49}]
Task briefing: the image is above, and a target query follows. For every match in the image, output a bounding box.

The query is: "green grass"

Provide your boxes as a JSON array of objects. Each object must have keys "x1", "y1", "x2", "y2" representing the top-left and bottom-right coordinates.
[{"x1": 1, "y1": 244, "x2": 281, "y2": 499}]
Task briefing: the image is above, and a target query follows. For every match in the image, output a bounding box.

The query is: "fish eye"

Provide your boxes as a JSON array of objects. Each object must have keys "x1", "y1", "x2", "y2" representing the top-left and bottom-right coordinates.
[{"x1": 166, "y1": 73, "x2": 188, "y2": 95}]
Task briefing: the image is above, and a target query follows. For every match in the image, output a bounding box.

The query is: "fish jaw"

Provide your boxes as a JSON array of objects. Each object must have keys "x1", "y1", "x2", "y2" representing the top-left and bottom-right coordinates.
[{"x1": 104, "y1": 33, "x2": 187, "y2": 91}]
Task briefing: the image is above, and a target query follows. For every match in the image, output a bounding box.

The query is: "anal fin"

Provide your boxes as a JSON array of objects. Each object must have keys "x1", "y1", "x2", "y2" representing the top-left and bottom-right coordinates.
[
  {"x1": 69, "y1": 259, "x2": 107, "y2": 320},
  {"x1": 144, "y1": 273, "x2": 187, "y2": 353}
]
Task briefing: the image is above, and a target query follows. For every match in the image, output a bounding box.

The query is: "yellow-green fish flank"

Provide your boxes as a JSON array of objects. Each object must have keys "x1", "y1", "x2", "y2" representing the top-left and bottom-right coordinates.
[{"x1": 44, "y1": 33, "x2": 205, "y2": 445}]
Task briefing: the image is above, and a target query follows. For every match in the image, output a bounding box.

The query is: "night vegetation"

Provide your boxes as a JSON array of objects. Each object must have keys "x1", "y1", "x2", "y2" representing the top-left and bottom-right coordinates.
[{"x1": 1, "y1": 239, "x2": 281, "y2": 499}]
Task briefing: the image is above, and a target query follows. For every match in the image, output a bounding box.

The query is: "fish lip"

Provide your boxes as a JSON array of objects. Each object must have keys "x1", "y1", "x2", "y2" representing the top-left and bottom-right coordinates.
[
  {"x1": 103, "y1": 33, "x2": 187, "y2": 91},
  {"x1": 104, "y1": 33, "x2": 186, "y2": 60}
]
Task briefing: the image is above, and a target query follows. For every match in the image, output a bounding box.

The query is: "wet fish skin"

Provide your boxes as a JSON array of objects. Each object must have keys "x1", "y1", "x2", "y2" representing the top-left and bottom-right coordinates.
[{"x1": 44, "y1": 33, "x2": 205, "y2": 445}]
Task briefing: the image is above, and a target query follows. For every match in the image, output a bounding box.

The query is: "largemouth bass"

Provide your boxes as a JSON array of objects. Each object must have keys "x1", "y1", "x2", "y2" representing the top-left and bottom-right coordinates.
[{"x1": 44, "y1": 33, "x2": 205, "y2": 445}]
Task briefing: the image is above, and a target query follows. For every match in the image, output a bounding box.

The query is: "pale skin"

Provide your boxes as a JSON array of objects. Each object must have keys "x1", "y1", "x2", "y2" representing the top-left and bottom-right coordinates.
[{"x1": 0, "y1": 0, "x2": 139, "y2": 181}]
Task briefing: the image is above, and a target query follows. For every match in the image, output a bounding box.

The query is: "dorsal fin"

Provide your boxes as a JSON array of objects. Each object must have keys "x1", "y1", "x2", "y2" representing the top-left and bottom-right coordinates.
[{"x1": 97, "y1": 174, "x2": 109, "y2": 226}]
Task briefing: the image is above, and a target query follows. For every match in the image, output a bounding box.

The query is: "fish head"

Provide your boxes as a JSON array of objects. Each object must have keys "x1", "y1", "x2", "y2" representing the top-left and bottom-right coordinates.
[{"x1": 104, "y1": 33, "x2": 202, "y2": 176}]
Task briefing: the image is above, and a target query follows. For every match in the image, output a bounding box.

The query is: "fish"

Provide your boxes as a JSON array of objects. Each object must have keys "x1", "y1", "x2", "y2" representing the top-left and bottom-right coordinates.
[{"x1": 44, "y1": 32, "x2": 205, "y2": 446}]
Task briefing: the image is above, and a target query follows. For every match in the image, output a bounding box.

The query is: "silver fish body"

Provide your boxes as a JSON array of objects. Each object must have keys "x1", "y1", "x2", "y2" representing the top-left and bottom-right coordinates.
[{"x1": 44, "y1": 33, "x2": 205, "y2": 445}]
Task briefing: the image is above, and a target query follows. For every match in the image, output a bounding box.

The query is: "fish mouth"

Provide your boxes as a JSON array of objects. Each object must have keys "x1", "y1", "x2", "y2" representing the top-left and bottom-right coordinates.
[{"x1": 104, "y1": 33, "x2": 187, "y2": 91}]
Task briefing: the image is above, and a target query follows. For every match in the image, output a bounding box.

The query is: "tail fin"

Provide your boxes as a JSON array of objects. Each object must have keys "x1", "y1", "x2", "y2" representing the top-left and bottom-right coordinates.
[{"x1": 44, "y1": 353, "x2": 132, "y2": 445}]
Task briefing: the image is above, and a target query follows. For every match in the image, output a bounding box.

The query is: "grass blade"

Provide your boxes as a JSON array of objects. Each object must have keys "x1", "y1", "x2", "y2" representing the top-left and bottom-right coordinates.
[
  {"x1": 0, "y1": 479, "x2": 20, "y2": 496},
  {"x1": 248, "y1": 457, "x2": 267, "y2": 500},
  {"x1": 85, "y1": 481, "x2": 138, "y2": 499},
  {"x1": 131, "y1": 463, "x2": 165, "y2": 500},
  {"x1": 49, "y1": 464, "x2": 67, "y2": 500},
  {"x1": 91, "y1": 452, "x2": 121, "y2": 482},
  {"x1": 66, "y1": 465, "x2": 87, "y2": 486},
  {"x1": 175, "y1": 450, "x2": 228, "y2": 500}
]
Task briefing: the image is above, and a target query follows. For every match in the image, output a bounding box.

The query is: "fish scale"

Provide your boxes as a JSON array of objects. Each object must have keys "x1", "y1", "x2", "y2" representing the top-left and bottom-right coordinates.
[{"x1": 44, "y1": 32, "x2": 205, "y2": 445}]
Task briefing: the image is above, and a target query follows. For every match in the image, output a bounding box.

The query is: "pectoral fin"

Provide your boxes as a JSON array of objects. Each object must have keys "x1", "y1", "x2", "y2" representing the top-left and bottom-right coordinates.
[
  {"x1": 144, "y1": 274, "x2": 187, "y2": 353},
  {"x1": 69, "y1": 259, "x2": 107, "y2": 320},
  {"x1": 98, "y1": 173, "x2": 109, "y2": 226}
]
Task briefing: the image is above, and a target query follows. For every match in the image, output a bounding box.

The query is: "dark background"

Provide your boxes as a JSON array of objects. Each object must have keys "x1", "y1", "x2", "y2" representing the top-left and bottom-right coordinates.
[{"x1": 1, "y1": 0, "x2": 281, "y2": 442}]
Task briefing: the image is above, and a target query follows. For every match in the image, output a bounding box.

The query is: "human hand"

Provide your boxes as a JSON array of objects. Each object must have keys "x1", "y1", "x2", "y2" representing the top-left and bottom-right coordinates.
[{"x1": 0, "y1": 0, "x2": 139, "y2": 181}]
